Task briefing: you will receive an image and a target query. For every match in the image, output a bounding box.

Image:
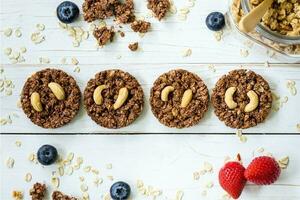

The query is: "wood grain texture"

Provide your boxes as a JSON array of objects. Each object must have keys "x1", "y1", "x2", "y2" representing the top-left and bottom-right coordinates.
[{"x1": 1, "y1": 135, "x2": 300, "y2": 199}]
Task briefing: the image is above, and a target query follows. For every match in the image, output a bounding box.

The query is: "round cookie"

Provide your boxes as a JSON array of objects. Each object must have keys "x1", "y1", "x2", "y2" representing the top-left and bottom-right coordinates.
[
  {"x1": 150, "y1": 69, "x2": 209, "y2": 128},
  {"x1": 21, "y1": 68, "x2": 81, "y2": 128},
  {"x1": 84, "y1": 69, "x2": 144, "y2": 129},
  {"x1": 211, "y1": 69, "x2": 272, "y2": 129}
]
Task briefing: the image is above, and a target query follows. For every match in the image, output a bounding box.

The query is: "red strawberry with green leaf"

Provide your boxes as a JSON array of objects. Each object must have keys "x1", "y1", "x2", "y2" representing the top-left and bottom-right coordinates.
[
  {"x1": 245, "y1": 156, "x2": 281, "y2": 185},
  {"x1": 219, "y1": 155, "x2": 247, "y2": 199}
]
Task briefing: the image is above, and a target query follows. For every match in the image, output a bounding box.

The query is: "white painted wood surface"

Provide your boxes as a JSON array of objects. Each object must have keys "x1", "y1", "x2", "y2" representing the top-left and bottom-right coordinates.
[{"x1": 1, "y1": 135, "x2": 300, "y2": 200}]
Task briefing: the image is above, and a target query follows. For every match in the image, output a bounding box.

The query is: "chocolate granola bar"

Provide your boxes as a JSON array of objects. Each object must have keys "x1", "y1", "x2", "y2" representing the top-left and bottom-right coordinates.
[
  {"x1": 150, "y1": 69, "x2": 209, "y2": 128},
  {"x1": 147, "y1": 0, "x2": 170, "y2": 20},
  {"x1": 52, "y1": 191, "x2": 77, "y2": 200},
  {"x1": 211, "y1": 69, "x2": 272, "y2": 129},
  {"x1": 21, "y1": 68, "x2": 81, "y2": 128},
  {"x1": 84, "y1": 70, "x2": 144, "y2": 129},
  {"x1": 29, "y1": 183, "x2": 46, "y2": 200}
]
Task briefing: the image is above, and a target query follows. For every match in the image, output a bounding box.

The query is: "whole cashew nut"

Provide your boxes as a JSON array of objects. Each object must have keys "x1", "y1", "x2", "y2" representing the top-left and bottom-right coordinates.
[
  {"x1": 48, "y1": 82, "x2": 65, "y2": 100},
  {"x1": 30, "y1": 92, "x2": 43, "y2": 112},
  {"x1": 113, "y1": 87, "x2": 129, "y2": 110},
  {"x1": 244, "y1": 90, "x2": 259, "y2": 112},
  {"x1": 181, "y1": 89, "x2": 193, "y2": 108},
  {"x1": 93, "y1": 85, "x2": 107, "y2": 105},
  {"x1": 225, "y1": 87, "x2": 238, "y2": 109},
  {"x1": 161, "y1": 86, "x2": 175, "y2": 101}
]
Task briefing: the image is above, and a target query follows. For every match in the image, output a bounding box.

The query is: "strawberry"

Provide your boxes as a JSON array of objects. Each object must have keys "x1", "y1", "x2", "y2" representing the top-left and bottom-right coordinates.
[
  {"x1": 219, "y1": 156, "x2": 247, "y2": 199},
  {"x1": 245, "y1": 156, "x2": 281, "y2": 185}
]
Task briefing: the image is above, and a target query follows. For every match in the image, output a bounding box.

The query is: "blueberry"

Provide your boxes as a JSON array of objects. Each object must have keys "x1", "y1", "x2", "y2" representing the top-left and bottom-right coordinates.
[
  {"x1": 37, "y1": 145, "x2": 58, "y2": 165},
  {"x1": 206, "y1": 12, "x2": 225, "y2": 31},
  {"x1": 57, "y1": 1, "x2": 79, "y2": 24},
  {"x1": 110, "y1": 181, "x2": 131, "y2": 200}
]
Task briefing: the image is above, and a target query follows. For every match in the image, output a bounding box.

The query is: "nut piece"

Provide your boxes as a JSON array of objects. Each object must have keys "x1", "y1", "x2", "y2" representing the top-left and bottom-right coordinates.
[
  {"x1": 181, "y1": 89, "x2": 193, "y2": 108},
  {"x1": 113, "y1": 87, "x2": 128, "y2": 110},
  {"x1": 93, "y1": 85, "x2": 107, "y2": 105},
  {"x1": 48, "y1": 82, "x2": 65, "y2": 100},
  {"x1": 30, "y1": 92, "x2": 43, "y2": 112},
  {"x1": 224, "y1": 87, "x2": 238, "y2": 109},
  {"x1": 244, "y1": 90, "x2": 259, "y2": 112},
  {"x1": 161, "y1": 86, "x2": 175, "y2": 101}
]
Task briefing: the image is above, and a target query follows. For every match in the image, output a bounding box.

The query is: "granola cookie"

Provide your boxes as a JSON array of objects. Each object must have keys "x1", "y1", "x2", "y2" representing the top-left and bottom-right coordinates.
[
  {"x1": 52, "y1": 191, "x2": 77, "y2": 200},
  {"x1": 211, "y1": 69, "x2": 272, "y2": 129},
  {"x1": 150, "y1": 69, "x2": 209, "y2": 128},
  {"x1": 131, "y1": 20, "x2": 151, "y2": 33},
  {"x1": 84, "y1": 69, "x2": 144, "y2": 129},
  {"x1": 21, "y1": 68, "x2": 81, "y2": 128},
  {"x1": 29, "y1": 183, "x2": 46, "y2": 200}
]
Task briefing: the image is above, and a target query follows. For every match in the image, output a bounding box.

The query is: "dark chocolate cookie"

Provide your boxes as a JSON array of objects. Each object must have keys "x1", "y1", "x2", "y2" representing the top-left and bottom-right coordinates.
[
  {"x1": 211, "y1": 69, "x2": 272, "y2": 129},
  {"x1": 84, "y1": 69, "x2": 144, "y2": 129},
  {"x1": 21, "y1": 68, "x2": 81, "y2": 128},
  {"x1": 150, "y1": 69, "x2": 209, "y2": 128}
]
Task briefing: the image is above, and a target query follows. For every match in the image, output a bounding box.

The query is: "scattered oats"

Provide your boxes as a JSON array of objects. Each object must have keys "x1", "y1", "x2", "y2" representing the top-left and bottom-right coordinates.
[
  {"x1": 240, "y1": 49, "x2": 249, "y2": 57},
  {"x1": 15, "y1": 141, "x2": 22, "y2": 147},
  {"x1": 89, "y1": 24, "x2": 97, "y2": 31},
  {"x1": 98, "y1": 21, "x2": 106, "y2": 28},
  {"x1": 28, "y1": 153, "x2": 35, "y2": 162},
  {"x1": 25, "y1": 173, "x2": 32, "y2": 182},
  {"x1": 73, "y1": 164, "x2": 81, "y2": 170},
  {"x1": 79, "y1": 176, "x2": 85, "y2": 182},
  {"x1": 236, "y1": 129, "x2": 242, "y2": 137},
  {"x1": 267, "y1": 49, "x2": 276, "y2": 58},
  {"x1": 0, "y1": 87, "x2": 4, "y2": 93},
  {"x1": 4, "y1": 28, "x2": 13, "y2": 37},
  {"x1": 51, "y1": 176, "x2": 60, "y2": 188},
  {"x1": 18, "y1": 56, "x2": 25, "y2": 63},
  {"x1": 67, "y1": 152, "x2": 75, "y2": 161},
  {"x1": 139, "y1": 33, "x2": 145, "y2": 38},
  {"x1": 82, "y1": 192, "x2": 89, "y2": 200},
  {"x1": 214, "y1": 31, "x2": 223, "y2": 41},
  {"x1": 203, "y1": 162, "x2": 213, "y2": 172},
  {"x1": 10, "y1": 59, "x2": 18, "y2": 64},
  {"x1": 182, "y1": 48, "x2": 192, "y2": 57},
  {"x1": 6, "y1": 157, "x2": 15, "y2": 168},
  {"x1": 239, "y1": 135, "x2": 247, "y2": 143},
  {"x1": 257, "y1": 147, "x2": 264, "y2": 153},
  {"x1": 12, "y1": 51, "x2": 20, "y2": 59},
  {"x1": 282, "y1": 96, "x2": 288, "y2": 103},
  {"x1": 103, "y1": 193, "x2": 111, "y2": 200},
  {"x1": 136, "y1": 180, "x2": 144, "y2": 188},
  {"x1": 106, "y1": 163, "x2": 112, "y2": 169},
  {"x1": 179, "y1": 8, "x2": 190, "y2": 15},
  {"x1": 12, "y1": 190, "x2": 23, "y2": 200},
  {"x1": 107, "y1": 175, "x2": 114, "y2": 181},
  {"x1": 58, "y1": 166, "x2": 64, "y2": 176},
  {"x1": 71, "y1": 57, "x2": 79, "y2": 65},
  {"x1": 187, "y1": 1, "x2": 195, "y2": 8},
  {"x1": 66, "y1": 166, "x2": 74, "y2": 175},
  {"x1": 278, "y1": 156, "x2": 289, "y2": 169},
  {"x1": 77, "y1": 157, "x2": 83, "y2": 164},
  {"x1": 264, "y1": 152, "x2": 273, "y2": 157},
  {"x1": 175, "y1": 190, "x2": 184, "y2": 200},
  {"x1": 297, "y1": 123, "x2": 300, "y2": 132},
  {"x1": 201, "y1": 190, "x2": 207, "y2": 197},
  {"x1": 73, "y1": 66, "x2": 80, "y2": 73},
  {"x1": 31, "y1": 32, "x2": 45, "y2": 44},
  {"x1": 92, "y1": 168, "x2": 99, "y2": 175},
  {"x1": 15, "y1": 28, "x2": 22, "y2": 37},
  {"x1": 4, "y1": 48, "x2": 12, "y2": 56},
  {"x1": 286, "y1": 80, "x2": 297, "y2": 96},
  {"x1": 63, "y1": 159, "x2": 71, "y2": 166},
  {"x1": 205, "y1": 181, "x2": 214, "y2": 189},
  {"x1": 36, "y1": 24, "x2": 45, "y2": 31},
  {"x1": 208, "y1": 64, "x2": 216, "y2": 72},
  {"x1": 20, "y1": 47, "x2": 27, "y2": 53},
  {"x1": 80, "y1": 184, "x2": 88, "y2": 192},
  {"x1": 58, "y1": 22, "x2": 68, "y2": 29},
  {"x1": 84, "y1": 166, "x2": 92, "y2": 173},
  {"x1": 244, "y1": 40, "x2": 254, "y2": 48},
  {"x1": 193, "y1": 171, "x2": 200, "y2": 180},
  {"x1": 5, "y1": 89, "x2": 12, "y2": 96},
  {"x1": 94, "y1": 177, "x2": 103, "y2": 186},
  {"x1": 170, "y1": 5, "x2": 177, "y2": 14},
  {"x1": 83, "y1": 31, "x2": 89, "y2": 40}
]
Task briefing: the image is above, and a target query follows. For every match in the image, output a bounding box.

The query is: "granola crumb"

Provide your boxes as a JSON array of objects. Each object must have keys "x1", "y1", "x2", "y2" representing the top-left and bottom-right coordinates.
[
  {"x1": 128, "y1": 42, "x2": 139, "y2": 51},
  {"x1": 147, "y1": 0, "x2": 170, "y2": 20},
  {"x1": 93, "y1": 26, "x2": 115, "y2": 46},
  {"x1": 29, "y1": 183, "x2": 46, "y2": 200},
  {"x1": 52, "y1": 191, "x2": 78, "y2": 200},
  {"x1": 12, "y1": 190, "x2": 23, "y2": 200},
  {"x1": 131, "y1": 20, "x2": 151, "y2": 33}
]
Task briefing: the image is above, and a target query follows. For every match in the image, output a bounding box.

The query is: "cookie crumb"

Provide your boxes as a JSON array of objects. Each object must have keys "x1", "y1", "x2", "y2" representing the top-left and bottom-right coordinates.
[
  {"x1": 12, "y1": 191, "x2": 23, "y2": 200},
  {"x1": 52, "y1": 191, "x2": 78, "y2": 200},
  {"x1": 128, "y1": 42, "x2": 139, "y2": 51},
  {"x1": 93, "y1": 26, "x2": 115, "y2": 46},
  {"x1": 29, "y1": 183, "x2": 46, "y2": 200},
  {"x1": 147, "y1": 0, "x2": 170, "y2": 20},
  {"x1": 131, "y1": 20, "x2": 151, "y2": 33}
]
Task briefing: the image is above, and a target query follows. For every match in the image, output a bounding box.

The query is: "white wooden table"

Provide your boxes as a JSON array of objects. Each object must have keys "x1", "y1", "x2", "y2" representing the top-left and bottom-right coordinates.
[{"x1": 0, "y1": 0, "x2": 300, "y2": 199}]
